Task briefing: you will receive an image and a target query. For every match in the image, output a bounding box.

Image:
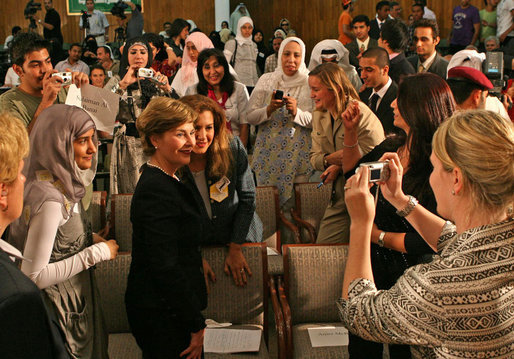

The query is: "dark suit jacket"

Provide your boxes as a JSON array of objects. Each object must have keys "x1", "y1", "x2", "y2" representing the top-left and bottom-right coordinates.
[
  {"x1": 127, "y1": 165, "x2": 207, "y2": 334},
  {"x1": 0, "y1": 249, "x2": 69, "y2": 359},
  {"x1": 389, "y1": 52, "x2": 415, "y2": 85},
  {"x1": 369, "y1": 19, "x2": 381, "y2": 40},
  {"x1": 359, "y1": 80, "x2": 399, "y2": 135},
  {"x1": 345, "y1": 37, "x2": 379, "y2": 70},
  {"x1": 407, "y1": 53, "x2": 449, "y2": 79}
]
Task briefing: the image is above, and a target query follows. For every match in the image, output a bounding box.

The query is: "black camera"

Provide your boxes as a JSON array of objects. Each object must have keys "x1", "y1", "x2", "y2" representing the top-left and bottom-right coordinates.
[
  {"x1": 482, "y1": 51, "x2": 512, "y2": 109},
  {"x1": 24, "y1": 0, "x2": 42, "y2": 29},
  {"x1": 111, "y1": 0, "x2": 128, "y2": 19},
  {"x1": 81, "y1": 10, "x2": 91, "y2": 30}
]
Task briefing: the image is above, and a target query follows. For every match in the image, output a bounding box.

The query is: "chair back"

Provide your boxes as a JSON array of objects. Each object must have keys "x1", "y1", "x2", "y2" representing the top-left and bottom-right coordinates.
[
  {"x1": 96, "y1": 252, "x2": 132, "y2": 333},
  {"x1": 293, "y1": 182, "x2": 332, "y2": 241},
  {"x1": 110, "y1": 194, "x2": 134, "y2": 251},
  {"x1": 202, "y1": 243, "x2": 268, "y2": 328},
  {"x1": 89, "y1": 191, "x2": 107, "y2": 233},
  {"x1": 283, "y1": 244, "x2": 348, "y2": 324},
  {"x1": 255, "y1": 186, "x2": 280, "y2": 250}
]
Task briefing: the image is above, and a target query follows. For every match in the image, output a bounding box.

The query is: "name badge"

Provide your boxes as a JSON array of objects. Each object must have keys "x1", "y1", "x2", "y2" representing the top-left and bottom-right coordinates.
[{"x1": 210, "y1": 176, "x2": 230, "y2": 202}]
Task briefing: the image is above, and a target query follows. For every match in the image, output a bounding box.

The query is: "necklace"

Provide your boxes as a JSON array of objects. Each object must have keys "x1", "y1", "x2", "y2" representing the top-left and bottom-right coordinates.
[{"x1": 147, "y1": 161, "x2": 175, "y2": 178}]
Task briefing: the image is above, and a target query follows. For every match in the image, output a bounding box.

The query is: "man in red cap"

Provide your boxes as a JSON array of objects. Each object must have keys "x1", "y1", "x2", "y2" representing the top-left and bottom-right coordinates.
[
  {"x1": 447, "y1": 66, "x2": 493, "y2": 109},
  {"x1": 338, "y1": 0, "x2": 355, "y2": 45}
]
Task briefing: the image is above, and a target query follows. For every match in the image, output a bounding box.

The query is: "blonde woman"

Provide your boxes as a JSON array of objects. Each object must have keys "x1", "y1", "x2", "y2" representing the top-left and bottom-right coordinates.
[{"x1": 340, "y1": 110, "x2": 514, "y2": 358}]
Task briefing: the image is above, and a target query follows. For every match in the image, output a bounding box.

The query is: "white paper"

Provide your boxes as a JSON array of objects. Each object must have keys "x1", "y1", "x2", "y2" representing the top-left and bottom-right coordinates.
[
  {"x1": 308, "y1": 326, "x2": 349, "y2": 347},
  {"x1": 267, "y1": 247, "x2": 280, "y2": 256},
  {"x1": 204, "y1": 328, "x2": 261, "y2": 353},
  {"x1": 65, "y1": 84, "x2": 119, "y2": 135}
]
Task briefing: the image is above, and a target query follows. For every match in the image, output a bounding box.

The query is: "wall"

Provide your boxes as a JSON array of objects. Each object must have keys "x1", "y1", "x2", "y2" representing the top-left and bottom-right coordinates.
[{"x1": 1, "y1": 0, "x2": 483, "y2": 55}]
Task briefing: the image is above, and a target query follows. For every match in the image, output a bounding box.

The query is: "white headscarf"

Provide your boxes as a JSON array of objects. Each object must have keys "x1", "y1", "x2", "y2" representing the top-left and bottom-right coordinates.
[
  {"x1": 235, "y1": 16, "x2": 254, "y2": 46},
  {"x1": 308, "y1": 39, "x2": 362, "y2": 90},
  {"x1": 272, "y1": 37, "x2": 310, "y2": 89}
]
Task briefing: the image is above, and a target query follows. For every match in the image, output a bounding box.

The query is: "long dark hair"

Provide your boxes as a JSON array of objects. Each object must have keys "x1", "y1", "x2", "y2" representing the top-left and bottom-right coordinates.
[
  {"x1": 196, "y1": 48, "x2": 235, "y2": 96},
  {"x1": 142, "y1": 32, "x2": 167, "y2": 62},
  {"x1": 397, "y1": 73, "x2": 456, "y2": 197}
]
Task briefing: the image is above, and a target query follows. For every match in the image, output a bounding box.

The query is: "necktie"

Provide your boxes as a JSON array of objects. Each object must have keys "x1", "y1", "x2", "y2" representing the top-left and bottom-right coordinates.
[
  {"x1": 369, "y1": 93, "x2": 380, "y2": 113},
  {"x1": 360, "y1": 44, "x2": 365, "y2": 52},
  {"x1": 418, "y1": 64, "x2": 425, "y2": 73}
]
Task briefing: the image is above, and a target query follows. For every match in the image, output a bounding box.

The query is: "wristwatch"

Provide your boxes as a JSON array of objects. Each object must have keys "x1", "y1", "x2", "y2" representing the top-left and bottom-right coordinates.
[
  {"x1": 396, "y1": 195, "x2": 419, "y2": 217},
  {"x1": 378, "y1": 231, "x2": 386, "y2": 247},
  {"x1": 38, "y1": 19, "x2": 42, "y2": 24},
  {"x1": 323, "y1": 154, "x2": 329, "y2": 169}
]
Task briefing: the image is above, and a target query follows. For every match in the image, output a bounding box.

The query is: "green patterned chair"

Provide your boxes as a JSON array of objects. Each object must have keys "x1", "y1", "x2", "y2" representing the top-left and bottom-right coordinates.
[
  {"x1": 96, "y1": 252, "x2": 142, "y2": 359},
  {"x1": 255, "y1": 186, "x2": 300, "y2": 277},
  {"x1": 89, "y1": 190, "x2": 107, "y2": 233},
  {"x1": 291, "y1": 182, "x2": 333, "y2": 243},
  {"x1": 202, "y1": 243, "x2": 279, "y2": 358},
  {"x1": 109, "y1": 193, "x2": 134, "y2": 251},
  {"x1": 279, "y1": 244, "x2": 349, "y2": 359}
]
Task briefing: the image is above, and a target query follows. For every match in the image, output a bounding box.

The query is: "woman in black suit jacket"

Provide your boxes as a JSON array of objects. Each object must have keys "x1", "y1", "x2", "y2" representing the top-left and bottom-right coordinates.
[{"x1": 125, "y1": 97, "x2": 207, "y2": 359}]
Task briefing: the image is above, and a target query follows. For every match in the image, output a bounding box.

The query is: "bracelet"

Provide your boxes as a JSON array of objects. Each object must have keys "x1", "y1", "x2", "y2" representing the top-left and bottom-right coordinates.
[
  {"x1": 343, "y1": 141, "x2": 358, "y2": 148},
  {"x1": 396, "y1": 195, "x2": 418, "y2": 217},
  {"x1": 378, "y1": 231, "x2": 386, "y2": 247}
]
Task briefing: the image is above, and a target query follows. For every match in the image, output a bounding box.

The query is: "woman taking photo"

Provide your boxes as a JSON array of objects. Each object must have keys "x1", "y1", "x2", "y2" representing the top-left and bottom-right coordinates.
[
  {"x1": 224, "y1": 16, "x2": 259, "y2": 90},
  {"x1": 9, "y1": 105, "x2": 119, "y2": 359},
  {"x1": 339, "y1": 110, "x2": 514, "y2": 358},
  {"x1": 180, "y1": 94, "x2": 262, "y2": 287},
  {"x1": 345, "y1": 72, "x2": 456, "y2": 358},
  {"x1": 106, "y1": 36, "x2": 174, "y2": 194},
  {"x1": 126, "y1": 97, "x2": 206, "y2": 359},
  {"x1": 186, "y1": 48, "x2": 249, "y2": 147},
  {"x1": 171, "y1": 32, "x2": 214, "y2": 97},
  {"x1": 247, "y1": 37, "x2": 313, "y2": 208},
  {"x1": 308, "y1": 62, "x2": 384, "y2": 244}
]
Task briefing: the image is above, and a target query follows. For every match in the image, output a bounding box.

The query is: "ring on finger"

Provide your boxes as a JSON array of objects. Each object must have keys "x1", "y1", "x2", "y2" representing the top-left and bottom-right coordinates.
[{"x1": 344, "y1": 186, "x2": 351, "y2": 191}]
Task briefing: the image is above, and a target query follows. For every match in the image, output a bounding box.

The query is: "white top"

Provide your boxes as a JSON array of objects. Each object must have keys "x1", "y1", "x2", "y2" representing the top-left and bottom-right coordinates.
[
  {"x1": 224, "y1": 39, "x2": 259, "y2": 87},
  {"x1": 4, "y1": 67, "x2": 20, "y2": 87},
  {"x1": 21, "y1": 201, "x2": 111, "y2": 289},
  {"x1": 423, "y1": 7, "x2": 437, "y2": 20},
  {"x1": 172, "y1": 67, "x2": 198, "y2": 97},
  {"x1": 485, "y1": 95, "x2": 509, "y2": 120},
  {"x1": 497, "y1": 0, "x2": 514, "y2": 38},
  {"x1": 192, "y1": 169, "x2": 212, "y2": 219},
  {"x1": 4, "y1": 35, "x2": 13, "y2": 48},
  {"x1": 369, "y1": 77, "x2": 392, "y2": 109},
  {"x1": 185, "y1": 81, "x2": 249, "y2": 137},
  {"x1": 80, "y1": 9, "x2": 109, "y2": 35}
]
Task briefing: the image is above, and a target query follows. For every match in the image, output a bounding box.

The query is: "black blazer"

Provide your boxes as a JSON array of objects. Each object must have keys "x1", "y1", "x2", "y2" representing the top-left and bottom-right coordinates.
[
  {"x1": 389, "y1": 52, "x2": 415, "y2": 85},
  {"x1": 369, "y1": 19, "x2": 381, "y2": 40},
  {"x1": 359, "y1": 80, "x2": 399, "y2": 135},
  {"x1": 345, "y1": 37, "x2": 379, "y2": 70},
  {"x1": 0, "y1": 249, "x2": 69, "y2": 359},
  {"x1": 126, "y1": 165, "x2": 207, "y2": 334},
  {"x1": 407, "y1": 53, "x2": 449, "y2": 79}
]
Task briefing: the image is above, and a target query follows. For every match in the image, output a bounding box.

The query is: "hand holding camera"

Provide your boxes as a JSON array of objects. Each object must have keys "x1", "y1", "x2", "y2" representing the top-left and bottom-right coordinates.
[
  {"x1": 137, "y1": 68, "x2": 171, "y2": 91},
  {"x1": 267, "y1": 90, "x2": 285, "y2": 116},
  {"x1": 52, "y1": 72, "x2": 72, "y2": 86}
]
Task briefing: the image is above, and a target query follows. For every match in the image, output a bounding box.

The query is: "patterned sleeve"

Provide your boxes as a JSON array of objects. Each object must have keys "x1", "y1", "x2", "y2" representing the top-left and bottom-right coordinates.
[
  {"x1": 337, "y1": 268, "x2": 447, "y2": 347},
  {"x1": 436, "y1": 221, "x2": 457, "y2": 253}
]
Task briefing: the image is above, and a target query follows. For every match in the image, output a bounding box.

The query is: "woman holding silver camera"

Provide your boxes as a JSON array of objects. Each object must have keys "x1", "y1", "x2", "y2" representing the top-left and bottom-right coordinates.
[
  {"x1": 345, "y1": 72, "x2": 456, "y2": 359},
  {"x1": 247, "y1": 37, "x2": 313, "y2": 208},
  {"x1": 106, "y1": 36, "x2": 175, "y2": 194},
  {"x1": 339, "y1": 110, "x2": 514, "y2": 358}
]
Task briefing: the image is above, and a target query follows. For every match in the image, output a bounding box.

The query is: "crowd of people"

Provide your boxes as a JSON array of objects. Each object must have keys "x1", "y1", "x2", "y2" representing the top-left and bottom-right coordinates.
[{"x1": 0, "y1": 0, "x2": 513, "y2": 358}]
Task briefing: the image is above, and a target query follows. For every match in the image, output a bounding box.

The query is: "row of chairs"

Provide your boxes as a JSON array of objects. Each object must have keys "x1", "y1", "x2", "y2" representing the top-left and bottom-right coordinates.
[{"x1": 89, "y1": 183, "x2": 349, "y2": 358}]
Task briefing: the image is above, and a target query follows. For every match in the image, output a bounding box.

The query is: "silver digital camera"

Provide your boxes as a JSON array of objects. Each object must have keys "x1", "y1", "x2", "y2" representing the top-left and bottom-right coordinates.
[
  {"x1": 52, "y1": 72, "x2": 72, "y2": 86},
  {"x1": 359, "y1": 160, "x2": 390, "y2": 183},
  {"x1": 137, "y1": 67, "x2": 155, "y2": 79}
]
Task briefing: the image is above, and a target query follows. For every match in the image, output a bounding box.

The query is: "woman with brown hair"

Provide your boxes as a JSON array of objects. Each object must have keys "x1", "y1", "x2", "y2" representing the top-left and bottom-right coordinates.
[
  {"x1": 126, "y1": 97, "x2": 206, "y2": 358},
  {"x1": 180, "y1": 94, "x2": 262, "y2": 287}
]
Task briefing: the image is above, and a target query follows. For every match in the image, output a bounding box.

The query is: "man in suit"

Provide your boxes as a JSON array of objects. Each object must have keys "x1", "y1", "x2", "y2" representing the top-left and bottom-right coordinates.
[
  {"x1": 378, "y1": 19, "x2": 415, "y2": 84},
  {"x1": 359, "y1": 47, "x2": 399, "y2": 135},
  {"x1": 345, "y1": 15, "x2": 379, "y2": 71},
  {"x1": 369, "y1": 1, "x2": 391, "y2": 39},
  {"x1": 407, "y1": 19, "x2": 449, "y2": 79}
]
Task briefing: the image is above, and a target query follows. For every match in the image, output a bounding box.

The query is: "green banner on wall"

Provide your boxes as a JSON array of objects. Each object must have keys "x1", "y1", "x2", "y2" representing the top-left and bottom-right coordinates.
[{"x1": 67, "y1": 0, "x2": 143, "y2": 15}]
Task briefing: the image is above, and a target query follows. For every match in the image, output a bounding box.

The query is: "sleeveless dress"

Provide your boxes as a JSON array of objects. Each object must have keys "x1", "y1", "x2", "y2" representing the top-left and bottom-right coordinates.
[{"x1": 43, "y1": 202, "x2": 109, "y2": 359}]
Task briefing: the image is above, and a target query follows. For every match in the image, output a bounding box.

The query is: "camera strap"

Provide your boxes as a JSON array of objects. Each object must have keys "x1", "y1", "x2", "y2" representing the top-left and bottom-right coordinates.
[{"x1": 230, "y1": 40, "x2": 238, "y2": 67}]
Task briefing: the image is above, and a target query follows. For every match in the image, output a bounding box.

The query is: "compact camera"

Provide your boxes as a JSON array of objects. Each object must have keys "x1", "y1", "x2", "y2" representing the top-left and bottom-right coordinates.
[
  {"x1": 274, "y1": 89, "x2": 284, "y2": 100},
  {"x1": 138, "y1": 68, "x2": 165, "y2": 85},
  {"x1": 359, "y1": 160, "x2": 390, "y2": 183},
  {"x1": 52, "y1": 72, "x2": 72, "y2": 86}
]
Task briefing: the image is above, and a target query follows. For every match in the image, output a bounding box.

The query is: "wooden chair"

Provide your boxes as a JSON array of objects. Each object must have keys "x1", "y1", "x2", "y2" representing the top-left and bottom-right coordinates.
[
  {"x1": 89, "y1": 191, "x2": 107, "y2": 233},
  {"x1": 291, "y1": 182, "x2": 333, "y2": 243},
  {"x1": 109, "y1": 194, "x2": 134, "y2": 251},
  {"x1": 96, "y1": 252, "x2": 142, "y2": 359},
  {"x1": 278, "y1": 244, "x2": 349, "y2": 359},
  {"x1": 202, "y1": 243, "x2": 286, "y2": 358},
  {"x1": 255, "y1": 186, "x2": 300, "y2": 277}
]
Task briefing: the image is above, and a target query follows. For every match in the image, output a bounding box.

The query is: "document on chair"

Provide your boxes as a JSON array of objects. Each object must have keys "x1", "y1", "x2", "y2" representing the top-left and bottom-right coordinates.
[
  {"x1": 308, "y1": 326, "x2": 349, "y2": 347},
  {"x1": 204, "y1": 328, "x2": 261, "y2": 353}
]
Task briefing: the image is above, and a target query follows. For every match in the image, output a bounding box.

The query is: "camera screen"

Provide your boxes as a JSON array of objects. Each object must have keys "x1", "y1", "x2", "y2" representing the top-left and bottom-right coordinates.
[{"x1": 370, "y1": 169, "x2": 381, "y2": 181}]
